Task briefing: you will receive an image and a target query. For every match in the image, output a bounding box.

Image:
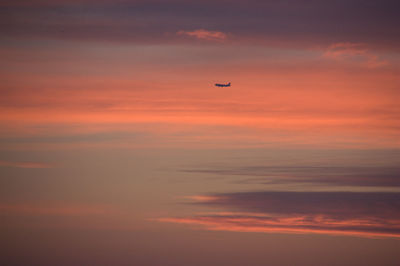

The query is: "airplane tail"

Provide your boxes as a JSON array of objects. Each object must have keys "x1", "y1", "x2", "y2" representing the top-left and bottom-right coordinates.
[{"x1": 228, "y1": 82, "x2": 231, "y2": 86}]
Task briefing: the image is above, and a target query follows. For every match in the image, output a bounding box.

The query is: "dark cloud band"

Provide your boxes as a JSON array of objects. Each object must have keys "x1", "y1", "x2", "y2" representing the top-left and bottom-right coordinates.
[
  {"x1": 183, "y1": 166, "x2": 400, "y2": 187},
  {"x1": 1, "y1": 0, "x2": 399, "y2": 48}
]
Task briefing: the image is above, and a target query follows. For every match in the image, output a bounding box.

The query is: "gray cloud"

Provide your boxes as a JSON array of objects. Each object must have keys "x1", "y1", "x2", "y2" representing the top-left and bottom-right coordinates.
[
  {"x1": 199, "y1": 191, "x2": 400, "y2": 219},
  {"x1": 183, "y1": 166, "x2": 400, "y2": 187}
]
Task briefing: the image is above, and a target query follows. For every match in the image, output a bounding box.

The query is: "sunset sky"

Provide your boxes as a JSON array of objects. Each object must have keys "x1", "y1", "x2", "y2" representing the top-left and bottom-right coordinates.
[{"x1": 1, "y1": 1, "x2": 400, "y2": 265}]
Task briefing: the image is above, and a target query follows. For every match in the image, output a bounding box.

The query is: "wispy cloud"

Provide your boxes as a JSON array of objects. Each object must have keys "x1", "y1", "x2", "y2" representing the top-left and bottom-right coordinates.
[
  {"x1": 0, "y1": 203, "x2": 112, "y2": 216},
  {"x1": 0, "y1": 160, "x2": 53, "y2": 168},
  {"x1": 182, "y1": 166, "x2": 400, "y2": 188},
  {"x1": 160, "y1": 213, "x2": 400, "y2": 238},
  {"x1": 323, "y1": 42, "x2": 388, "y2": 68},
  {"x1": 159, "y1": 191, "x2": 400, "y2": 238},
  {"x1": 177, "y1": 29, "x2": 227, "y2": 41}
]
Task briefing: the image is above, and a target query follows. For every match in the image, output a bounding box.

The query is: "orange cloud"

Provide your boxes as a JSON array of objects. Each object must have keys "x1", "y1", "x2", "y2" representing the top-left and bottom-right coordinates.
[
  {"x1": 184, "y1": 195, "x2": 222, "y2": 202},
  {"x1": 158, "y1": 191, "x2": 400, "y2": 238},
  {"x1": 177, "y1": 29, "x2": 227, "y2": 41},
  {"x1": 158, "y1": 213, "x2": 400, "y2": 239}
]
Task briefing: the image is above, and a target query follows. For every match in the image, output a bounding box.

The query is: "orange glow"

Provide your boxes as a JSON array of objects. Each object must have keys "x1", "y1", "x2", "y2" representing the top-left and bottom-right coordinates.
[
  {"x1": 1, "y1": 2, "x2": 400, "y2": 265},
  {"x1": 1, "y1": 53, "x2": 398, "y2": 150}
]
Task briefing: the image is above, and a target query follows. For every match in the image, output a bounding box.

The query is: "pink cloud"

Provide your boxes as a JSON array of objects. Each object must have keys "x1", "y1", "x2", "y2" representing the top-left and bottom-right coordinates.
[
  {"x1": 158, "y1": 212, "x2": 400, "y2": 239},
  {"x1": 177, "y1": 29, "x2": 227, "y2": 41},
  {"x1": 184, "y1": 195, "x2": 222, "y2": 202},
  {"x1": 158, "y1": 192, "x2": 400, "y2": 238},
  {"x1": 323, "y1": 42, "x2": 388, "y2": 68}
]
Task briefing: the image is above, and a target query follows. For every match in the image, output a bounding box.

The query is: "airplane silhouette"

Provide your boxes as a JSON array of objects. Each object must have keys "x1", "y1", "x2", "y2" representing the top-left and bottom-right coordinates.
[{"x1": 215, "y1": 82, "x2": 231, "y2": 87}]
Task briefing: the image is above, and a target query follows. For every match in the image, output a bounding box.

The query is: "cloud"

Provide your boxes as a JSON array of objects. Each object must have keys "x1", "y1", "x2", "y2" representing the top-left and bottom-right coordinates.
[
  {"x1": 323, "y1": 42, "x2": 388, "y2": 68},
  {"x1": 1, "y1": 0, "x2": 399, "y2": 48},
  {"x1": 0, "y1": 160, "x2": 53, "y2": 168},
  {"x1": 159, "y1": 191, "x2": 400, "y2": 238},
  {"x1": 0, "y1": 203, "x2": 113, "y2": 216},
  {"x1": 182, "y1": 166, "x2": 400, "y2": 187},
  {"x1": 160, "y1": 213, "x2": 400, "y2": 238},
  {"x1": 184, "y1": 195, "x2": 221, "y2": 202},
  {"x1": 177, "y1": 29, "x2": 227, "y2": 41}
]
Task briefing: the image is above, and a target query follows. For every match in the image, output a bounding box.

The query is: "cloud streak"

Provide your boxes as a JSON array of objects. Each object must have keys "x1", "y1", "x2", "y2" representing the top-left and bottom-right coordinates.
[
  {"x1": 0, "y1": 203, "x2": 112, "y2": 216},
  {"x1": 183, "y1": 166, "x2": 400, "y2": 187},
  {"x1": 0, "y1": 160, "x2": 53, "y2": 168},
  {"x1": 324, "y1": 42, "x2": 388, "y2": 68},
  {"x1": 177, "y1": 29, "x2": 227, "y2": 41},
  {"x1": 159, "y1": 191, "x2": 400, "y2": 238}
]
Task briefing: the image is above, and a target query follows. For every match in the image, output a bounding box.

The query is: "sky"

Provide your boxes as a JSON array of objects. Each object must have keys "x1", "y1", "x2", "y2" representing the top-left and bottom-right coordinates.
[{"x1": 1, "y1": 0, "x2": 400, "y2": 265}]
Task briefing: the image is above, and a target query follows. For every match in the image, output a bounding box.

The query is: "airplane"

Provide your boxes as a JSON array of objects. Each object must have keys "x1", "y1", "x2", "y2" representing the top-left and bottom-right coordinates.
[{"x1": 215, "y1": 82, "x2": 231, "y2": 87}]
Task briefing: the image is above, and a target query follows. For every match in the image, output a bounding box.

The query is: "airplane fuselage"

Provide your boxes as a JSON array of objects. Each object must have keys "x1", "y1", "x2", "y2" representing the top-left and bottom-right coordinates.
[{"x1": 215, "y1": 82, "x2": 231, "y2": 87}]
